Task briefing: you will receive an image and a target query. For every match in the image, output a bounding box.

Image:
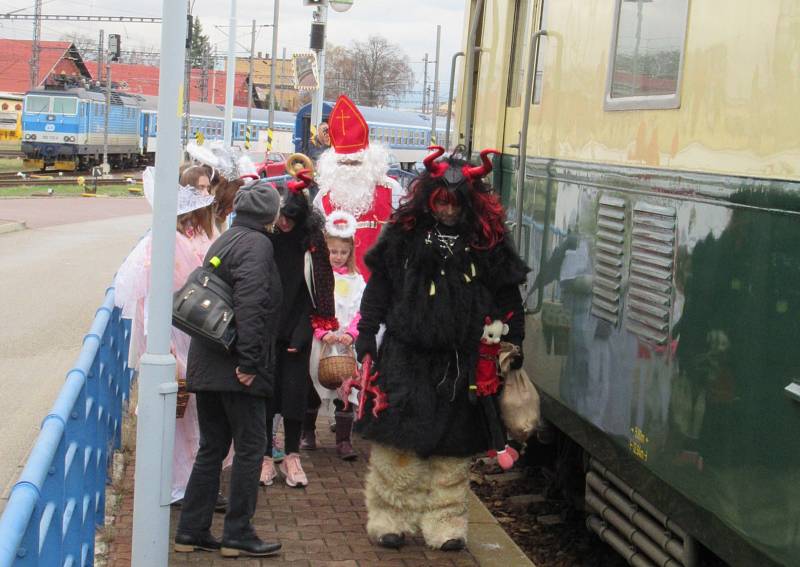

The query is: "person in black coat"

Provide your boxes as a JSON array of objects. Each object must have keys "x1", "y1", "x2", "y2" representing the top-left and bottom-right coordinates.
[
  {"x1": 353, "y1": 148, "x2": 528, "y2": 552},
  {"x1": 259, "y1": 170, "x2": 338, "y2": 488},
  {"x1": 175, "y1": 181, "x2": 283, "y2": 558}
]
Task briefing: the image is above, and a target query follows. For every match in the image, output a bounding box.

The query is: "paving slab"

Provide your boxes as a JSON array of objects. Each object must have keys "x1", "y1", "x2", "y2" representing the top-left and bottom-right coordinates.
[{"x1": 106, "y1": 413, "x2": 535, "y2": 566}]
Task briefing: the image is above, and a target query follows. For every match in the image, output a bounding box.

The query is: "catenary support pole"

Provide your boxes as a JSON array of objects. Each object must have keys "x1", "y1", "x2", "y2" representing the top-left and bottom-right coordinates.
[
  {"x1": 422, "y1": 53, "x2": 429, "y2": 114},
  {"x1": 97, "y1": 29, "x2": 104, "y2": 83},
  {"x1": 431, "y1": 25, "x2": 441, "y2": 144},
  {"x1": 223, "y1": 0, "x2": 237, "y2": 146},
  {"x1": 102, "y1": 57, "x2": 110, "y2": 172},
  {"x1": 246, "y1": 18, "x2": 255, "y2": 137},
  {"x1": 310, "y1": 3, "x2": 327, "y2": 130},
  {"x1": 268, "y1": 0, "x2": 279, "y2": 131},
  {"x1": 182, "y1": 3, "x2": 192, "y2": 151},
  {"x1": 130, "y1": 0, "x2": 186, "y2": 565}
]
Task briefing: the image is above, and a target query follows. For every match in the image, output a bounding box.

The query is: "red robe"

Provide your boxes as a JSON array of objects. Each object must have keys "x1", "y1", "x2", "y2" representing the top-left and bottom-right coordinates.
[{"x1": 320, "y1": 185, "x2": 394, "y2": 281}]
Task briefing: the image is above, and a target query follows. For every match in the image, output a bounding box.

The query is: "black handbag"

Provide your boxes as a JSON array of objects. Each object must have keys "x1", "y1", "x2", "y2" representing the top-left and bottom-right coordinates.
[{"x1": 172, "y1": 230, "x2": 246, "y2": 352}]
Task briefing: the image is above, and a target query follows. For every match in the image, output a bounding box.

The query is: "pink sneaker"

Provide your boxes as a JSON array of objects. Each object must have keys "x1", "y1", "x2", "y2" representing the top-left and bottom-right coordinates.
[
  {"x1": 279, "y1": 453, "x2": 308, "y2": 487},
  {"x1": 259, "y1": 457, "x2": 278, "y2": 486}
]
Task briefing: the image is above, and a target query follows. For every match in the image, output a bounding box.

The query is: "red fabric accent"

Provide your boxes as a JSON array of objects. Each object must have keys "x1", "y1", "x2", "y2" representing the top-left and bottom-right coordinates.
[
  {"x1": 475, "y1": 342, "x2": 502, "y2": 397},
  {"x1": 311, "y1": 315, "x2": 339, "y2": 332},
  {"x1": 328, "y1": 95, "x2": 369, "y2": 154},
  {"x1": 321, "y1": 185, "x2": 393, "y2": 281}
]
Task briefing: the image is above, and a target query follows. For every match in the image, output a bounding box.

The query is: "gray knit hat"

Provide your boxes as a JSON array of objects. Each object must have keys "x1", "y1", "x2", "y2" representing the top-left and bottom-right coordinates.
[{"x1": 233, "y1": 181, "x2": 281, "y2": 225}]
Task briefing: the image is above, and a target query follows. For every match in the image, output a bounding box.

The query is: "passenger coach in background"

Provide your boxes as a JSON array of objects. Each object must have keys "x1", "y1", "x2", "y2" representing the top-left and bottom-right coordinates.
[{"x1": 454, "y1": 1, "x2": 800, "y2": 566}]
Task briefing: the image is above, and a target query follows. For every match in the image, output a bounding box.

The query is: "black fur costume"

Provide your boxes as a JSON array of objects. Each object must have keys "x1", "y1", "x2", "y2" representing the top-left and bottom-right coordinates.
[{"x1": 355, "y1": 220, "x2": 528, "y2": 458}]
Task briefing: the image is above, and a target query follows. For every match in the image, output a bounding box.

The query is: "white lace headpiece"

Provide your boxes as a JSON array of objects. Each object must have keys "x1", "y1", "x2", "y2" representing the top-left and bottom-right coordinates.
[{"x1": 143, "y1": 167, "x2": 214, "y2": 215}]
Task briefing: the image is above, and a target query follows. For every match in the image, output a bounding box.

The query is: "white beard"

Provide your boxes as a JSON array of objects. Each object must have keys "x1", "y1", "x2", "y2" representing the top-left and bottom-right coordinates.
[{"x1": 317, "y1": 144, "x2": 390, "y2": 217}]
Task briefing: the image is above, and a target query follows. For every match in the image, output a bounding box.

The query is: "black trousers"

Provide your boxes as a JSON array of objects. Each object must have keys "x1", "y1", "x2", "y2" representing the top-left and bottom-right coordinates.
[{"x1": 177, "y1": 391, "x2": 267, "y2": 540}]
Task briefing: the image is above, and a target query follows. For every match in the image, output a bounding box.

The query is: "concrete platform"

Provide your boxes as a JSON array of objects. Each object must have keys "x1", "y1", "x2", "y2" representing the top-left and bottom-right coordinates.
[{"x1": 105, "y1": 413, "x2": 535, "y2": 566}]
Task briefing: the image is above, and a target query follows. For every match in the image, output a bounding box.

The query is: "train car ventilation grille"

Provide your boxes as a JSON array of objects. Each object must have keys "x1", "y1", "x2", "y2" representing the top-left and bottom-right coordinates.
[
  {"x1": 592, "y1": 196, "x2": 626, "y2": 324},
  {"x1": 625, "y1": 202, "x2": 676, "y2": 344}
]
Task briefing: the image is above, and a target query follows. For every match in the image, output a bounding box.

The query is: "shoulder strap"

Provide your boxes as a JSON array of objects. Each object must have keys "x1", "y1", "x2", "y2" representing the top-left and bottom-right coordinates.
[{"x1": 207, "y1": 228, "x2": 248, "y2": 269}]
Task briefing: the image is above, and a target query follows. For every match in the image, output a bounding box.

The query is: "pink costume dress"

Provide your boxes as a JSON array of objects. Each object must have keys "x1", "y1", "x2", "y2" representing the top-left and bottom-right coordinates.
[{"x1": 114, "y1": 225, "x2": 216, "y2": 502}]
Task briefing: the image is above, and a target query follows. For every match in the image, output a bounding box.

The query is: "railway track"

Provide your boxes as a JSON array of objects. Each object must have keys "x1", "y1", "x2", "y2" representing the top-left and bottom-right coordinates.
[{"x1": 0, "y1": 176, "x2": 142, "y2": 188}]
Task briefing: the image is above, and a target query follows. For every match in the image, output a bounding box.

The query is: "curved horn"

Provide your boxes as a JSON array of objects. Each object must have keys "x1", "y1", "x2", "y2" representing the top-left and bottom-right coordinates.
[
  {"x1": 287, "y1": 168, "x2": 313, "y2": 193},
  {"x1": 463, "y1": 148, "x2": 498, "y2": 180},
  {"x1": 423, "y1": 145, "x2": 448, "y2": 177}
]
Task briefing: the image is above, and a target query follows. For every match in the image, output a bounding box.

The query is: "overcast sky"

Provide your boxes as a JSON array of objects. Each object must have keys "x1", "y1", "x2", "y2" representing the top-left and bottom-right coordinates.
[{"x1": 0, "y1": 0, "x2": 467, "y2": 105}]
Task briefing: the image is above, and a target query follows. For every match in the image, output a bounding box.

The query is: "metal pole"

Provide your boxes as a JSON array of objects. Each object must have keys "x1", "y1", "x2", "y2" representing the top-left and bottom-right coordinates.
[
  {"x1": 422, "y1": 53, "x2": 429, "y2": 114},
  {"x1": 223, "y1": 0, "x2": 237, "y2": 146},
  {"x1": 211, "y1": 46, "x2": 217, "y2": 105},
  {"x1": 246, "y1": 19, "x2": 255, "y2": 138},
  {"x1": 268, "y1": 0, "x2": 279, "y2": 129},
  {"x1": 431, "y1": 25, "x2": 441, "y2": 143},
  {"x1": 462, "y1": 0, "x2": 485, "y2": 155},
  {"x1": 445, "y1": 51, "x2": 464, "y2": 150},
  {"x1": 30, "y1": 0, "x2": 42, "y2": 88},
  {"x1": 130, "y1": 0, "x2": 185, "y2": 564},
  {"x1": 102, "y1": 58, "x2": 110, "y2": 172},
  {"x1": 310, "y1": 3, "x2": 327, "y2": 129},
  {"x1": 97, "y1": 29, "x2": 104, "y2": 82},
  {"x1": 182, "y1": 4, "x2": 192, "y2": 150}
]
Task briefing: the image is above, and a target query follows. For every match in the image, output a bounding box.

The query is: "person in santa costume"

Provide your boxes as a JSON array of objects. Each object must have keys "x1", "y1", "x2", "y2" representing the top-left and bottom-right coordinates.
[
  {"x1": 312, "y1": 95, "x2": 404, "y2": 280},
  {"x1": 352, "y1": 146, "x2": 528, "y2": 551}
]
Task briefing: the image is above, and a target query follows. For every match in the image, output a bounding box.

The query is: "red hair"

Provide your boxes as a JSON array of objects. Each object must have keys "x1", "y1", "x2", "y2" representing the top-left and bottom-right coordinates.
[{"x1": 392, "y1": 175, "x2": 506, "y2": 250}]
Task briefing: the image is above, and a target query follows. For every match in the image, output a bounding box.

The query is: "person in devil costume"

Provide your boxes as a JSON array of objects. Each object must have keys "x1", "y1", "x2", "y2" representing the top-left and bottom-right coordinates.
[{"x1": 353, "y1": 146, "x2": 529, "y2": 551}]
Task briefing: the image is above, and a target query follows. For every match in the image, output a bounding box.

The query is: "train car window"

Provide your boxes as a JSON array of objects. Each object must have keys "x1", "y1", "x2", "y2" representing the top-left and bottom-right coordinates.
[
  {"x1": 532, "y1": 0, "x2": 548, "y2": 105},
  {"x1": 52, "y1": 97, "x2": 77, "y2": 115},
  {"x1": 26, "y1": 95, "x2": 50, "y2": 113},
  {"x1": 604, "y1": 0, "x2": 689, "y2": 111},
  {"x1": 506, "y1": 0, "x2": 532, "y2": 107}
]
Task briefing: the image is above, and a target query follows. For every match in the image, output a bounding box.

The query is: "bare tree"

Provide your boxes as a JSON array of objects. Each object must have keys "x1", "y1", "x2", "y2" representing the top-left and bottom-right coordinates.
[
  {"x1": 325, "y1": 36, "x2": 414, "y2": 107},
  {"x1": 61, "y1": 32, "x2": 99, "y2": 62}
]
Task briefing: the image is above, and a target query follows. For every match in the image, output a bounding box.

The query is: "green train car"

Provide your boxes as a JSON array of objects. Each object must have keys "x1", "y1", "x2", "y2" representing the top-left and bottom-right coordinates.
[{"x1": 453, "y1": 1, "x2": 800, "y2": 565}]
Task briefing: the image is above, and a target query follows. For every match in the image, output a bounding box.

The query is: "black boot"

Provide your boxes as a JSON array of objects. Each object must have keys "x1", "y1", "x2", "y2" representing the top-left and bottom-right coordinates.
[
  {"x1": 174, "y1": 531, "x2": 221, "y2": 553},
  {"x1": 377, "y1": 533, "x2": 405, "y2": 549},
  {"x1": 335, "y1": 410, "x2": 357, "y2": 461},
  {"x1": 300, "y1": 408, "x2": 318, "y2": 450},
  {"x1": 220, "y1": 535, "x2": 281, "y2": 558}
]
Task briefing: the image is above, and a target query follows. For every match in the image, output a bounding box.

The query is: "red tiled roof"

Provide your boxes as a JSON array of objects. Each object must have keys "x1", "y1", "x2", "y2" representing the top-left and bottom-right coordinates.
[
  {"x1": 0, "y1": 39, "x2": 77, "y2": 93},
  {"x1": 110, "y1": 63, "x2": 249, "y2": 105}
]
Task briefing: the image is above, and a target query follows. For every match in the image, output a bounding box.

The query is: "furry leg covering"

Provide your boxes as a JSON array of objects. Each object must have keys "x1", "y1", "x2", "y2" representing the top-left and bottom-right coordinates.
[{"x1": 365, "y1": 443, "x2": 470, "y2": 549}]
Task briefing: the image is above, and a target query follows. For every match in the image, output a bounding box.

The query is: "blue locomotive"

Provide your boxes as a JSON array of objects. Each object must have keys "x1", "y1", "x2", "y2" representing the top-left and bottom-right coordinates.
[{"x1": 22, "y1": 85, "x2": 450, "y2": 171}]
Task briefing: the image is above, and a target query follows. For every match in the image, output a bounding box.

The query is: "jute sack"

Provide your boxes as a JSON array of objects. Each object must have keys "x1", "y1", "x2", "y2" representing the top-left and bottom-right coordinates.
[{"x1": 498, "y1": 342, "x2": 540, "y2": 442}]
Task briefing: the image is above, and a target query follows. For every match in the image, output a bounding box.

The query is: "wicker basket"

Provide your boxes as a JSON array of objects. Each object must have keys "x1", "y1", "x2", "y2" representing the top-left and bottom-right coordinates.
[
  {"x1": 176, "y1": 375, "x2": 190, "y2": 419},
  {"x1": 318, "y1": 343, "x2": 357, "y2": 390}
]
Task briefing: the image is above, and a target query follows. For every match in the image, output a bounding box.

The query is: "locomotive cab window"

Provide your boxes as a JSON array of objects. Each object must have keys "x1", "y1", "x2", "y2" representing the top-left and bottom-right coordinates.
[
  {"x1": 604, "y1": 0, "x2": 690, "y2": 111},
  {"x1": 55, "y1": 98, "x2": 76, "y2": 115},
  {"x1": 25, "y1": 95, "x2": 50, "y2": 114}
]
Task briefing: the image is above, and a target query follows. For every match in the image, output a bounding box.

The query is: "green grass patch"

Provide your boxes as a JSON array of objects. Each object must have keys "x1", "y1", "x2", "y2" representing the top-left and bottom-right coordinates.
[
  {"x1": 0, "y1": 184, "x2": 143, "y2": 198},
  {"x1": 0, "y1": 157, "x2": 24, "y2": 173}
]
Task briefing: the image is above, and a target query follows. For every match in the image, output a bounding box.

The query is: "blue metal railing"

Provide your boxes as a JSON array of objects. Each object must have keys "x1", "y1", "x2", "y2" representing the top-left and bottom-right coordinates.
[{"x1": 0, "y1": 288, "x2": 134, "y2": 567}]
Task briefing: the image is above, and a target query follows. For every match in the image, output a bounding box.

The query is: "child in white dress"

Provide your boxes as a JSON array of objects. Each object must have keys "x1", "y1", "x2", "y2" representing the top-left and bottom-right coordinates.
[{"x1": 305, "y1": 212, "x2": 366, "y2": 460}]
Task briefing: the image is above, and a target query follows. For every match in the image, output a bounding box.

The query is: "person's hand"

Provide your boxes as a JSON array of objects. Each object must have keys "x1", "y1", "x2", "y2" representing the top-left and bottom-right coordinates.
[
  {"x1": 354, "y1": 334, "x2": 377, "y2": 363},
  {"x1": 510, "y1": 347, "x2": 524, "y2": 370},
  {"x1": 235, "y1": 367, "x2": 256, "y2": 387},
  {"x1": 339, "y1": 333, "x2": 354, "y2": 347},
  {"x1": 322, "y1": 332, "x2": 338, "y2": 345}
]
